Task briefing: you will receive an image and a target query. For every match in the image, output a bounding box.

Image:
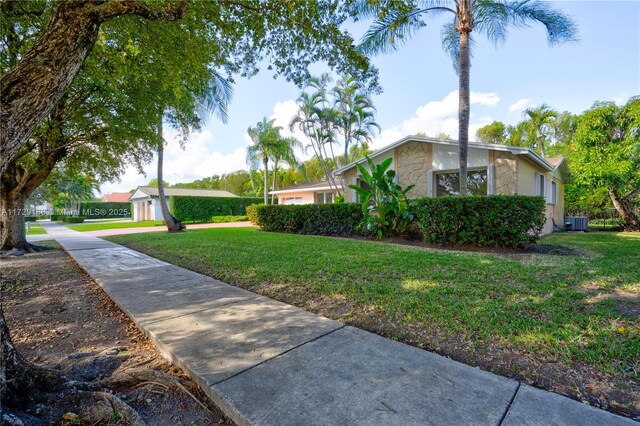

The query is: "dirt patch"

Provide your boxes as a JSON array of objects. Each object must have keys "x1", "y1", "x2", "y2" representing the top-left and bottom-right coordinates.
[
  {"x1": 0, "y1": 243, "x2": 234, "y2": 425},
  {"x1": 340, "y1": 234, "x2": 583, "y2": 257}
]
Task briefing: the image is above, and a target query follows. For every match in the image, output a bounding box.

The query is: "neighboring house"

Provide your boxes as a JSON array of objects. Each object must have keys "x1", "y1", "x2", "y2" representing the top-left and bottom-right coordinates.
[
  {"x1": 129, "y1": 186, "x2": 238, "y2": 221},
  {"x1": 102, "y1": 192, "x2": 132, "y2": 203},
  {"x1": 334, "y1": 136, "x2": 568, "y2": 234},
  {"x1": 269, "y1": 181, "x2": 344, "y2": 205}
]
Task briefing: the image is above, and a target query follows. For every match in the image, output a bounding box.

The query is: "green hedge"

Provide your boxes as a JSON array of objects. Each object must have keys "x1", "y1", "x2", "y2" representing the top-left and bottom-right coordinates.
[
  {"x1": 246, "y1": 204, "x2": 260, "y2": 225},
  {"x1": 79, "y1": 202, "x2": 131, "y2": 219},
  {"x1": 413, "y1": 195, "x2": 546, "y2": 248},
  {"x1": 170, "y1": 196, "x2": 263, "y2": 222},
  {"x1": 255, "y1": 204, "x2": 363, "y2": 235},
  {"x1": 61, "y1": 216, "x2": 85, "y2": 223}
]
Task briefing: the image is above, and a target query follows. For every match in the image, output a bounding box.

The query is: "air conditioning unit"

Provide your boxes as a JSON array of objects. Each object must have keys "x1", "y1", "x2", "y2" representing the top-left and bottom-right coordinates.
[{"x1": 565, "y1": 216, "x2": 588, "y2": 231}]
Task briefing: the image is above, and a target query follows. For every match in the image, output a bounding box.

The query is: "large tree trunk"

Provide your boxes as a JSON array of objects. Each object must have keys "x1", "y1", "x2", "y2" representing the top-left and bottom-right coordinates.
[
  {"x1": 457, "y1": 29, "x2": 471, "y2": 196},
  {"x1": 0, "y1": 190, "x2": 29, "y2": 253},
  {"x1": 1, "y1": 305, "x2": 68, "y2": 408},
  {"x1": 0, "y1": 2, "x2": 102, "y2": 175},
  {"x1": 156, "y1": 122, "x2": 184, "y2": 232},
  {"x1": 263, "y1": 156, "x2": 269, "y2": 204},
  {"x1": 0, "y1": 0, "x2": 188, "y2": 175},
  {"x1": 609, "y1": 188, "x2": 640, "y2": 231}
]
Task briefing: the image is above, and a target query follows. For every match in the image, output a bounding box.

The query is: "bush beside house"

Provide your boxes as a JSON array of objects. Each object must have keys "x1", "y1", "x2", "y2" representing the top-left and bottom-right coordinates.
[
  {"x1": 413, "y1": 195, "x2": 546, "y2": 248},
  {"x1": 255, "y1": 204, "x2": 363, "y2": 235},
  {"x1": 170, "y1": 196, "x2": 263, "y2": 222}
]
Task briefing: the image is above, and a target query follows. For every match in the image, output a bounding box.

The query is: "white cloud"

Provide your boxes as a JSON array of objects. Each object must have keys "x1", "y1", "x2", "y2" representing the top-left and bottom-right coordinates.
[
  {"x1": 100, "y1": 129, "x2": 247, "y2": 193},
  {"x1": 373, "y1": 90, "x2": 499, "y2": 148},
  {"x1": 508, "y1": 98, "x2": 532, "y2": 113}
]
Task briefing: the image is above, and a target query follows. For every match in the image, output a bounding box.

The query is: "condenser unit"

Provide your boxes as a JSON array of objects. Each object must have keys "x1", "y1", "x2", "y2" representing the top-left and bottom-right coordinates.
[{"x1": 565, "y1": 216, "x2": 589, "y2": 231}]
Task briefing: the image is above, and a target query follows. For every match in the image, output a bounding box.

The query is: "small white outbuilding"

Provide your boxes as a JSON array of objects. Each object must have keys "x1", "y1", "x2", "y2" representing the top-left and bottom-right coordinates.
[{"x1": 129, "y1": 186, "x2": 238, "y2": 222}]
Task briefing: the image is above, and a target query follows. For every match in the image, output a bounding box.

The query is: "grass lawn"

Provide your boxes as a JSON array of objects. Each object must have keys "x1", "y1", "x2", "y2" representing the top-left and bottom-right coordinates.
[
  {"x1": 68, "y1": 216, "x2": 248, "y2": 232},
  {"x1": 25, "y1": 223, "x2": 46, "y2": 235},
  {"x1": 67, "y1": 220, "x2": 164, "y2": 231},
  {"x1": 107, "y1": 229, "x2": 640, "y2": 416}
]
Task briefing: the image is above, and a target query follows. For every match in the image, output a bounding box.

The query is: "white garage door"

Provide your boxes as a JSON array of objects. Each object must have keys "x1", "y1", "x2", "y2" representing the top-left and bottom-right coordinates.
[{"x1": 283, "y1": 197, "x2": 304, "y2": 205}]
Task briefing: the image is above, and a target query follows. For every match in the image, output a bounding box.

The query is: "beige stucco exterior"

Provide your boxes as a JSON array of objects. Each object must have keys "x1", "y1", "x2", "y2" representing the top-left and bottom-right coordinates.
[{"x1": 335, "y1": 137, "x2": 567, "y2": 235}]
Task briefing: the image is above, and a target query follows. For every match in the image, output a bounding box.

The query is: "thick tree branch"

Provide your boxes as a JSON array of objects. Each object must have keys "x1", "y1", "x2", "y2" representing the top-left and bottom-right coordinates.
[{"x1": 94, "y1": 0, "x2": 189, "y2": 21}]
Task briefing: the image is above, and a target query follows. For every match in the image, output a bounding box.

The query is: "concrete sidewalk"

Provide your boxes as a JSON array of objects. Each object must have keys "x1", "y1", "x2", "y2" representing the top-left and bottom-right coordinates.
[{"x1": 39, "y1": 221, "x2": 634, "y2": 426}]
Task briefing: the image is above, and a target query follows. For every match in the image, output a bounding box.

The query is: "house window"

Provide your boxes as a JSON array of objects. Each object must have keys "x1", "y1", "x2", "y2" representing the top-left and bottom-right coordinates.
[
  {"x1": 538, "y1": 174, "x2": 545, "y2": 197},
  {"x1": 435, "y1": 169, "x2": 488, "y2": 196},
  {"x1": 315, "y1": 192, "x2": 334, "y2": 204},
  {"x1": 356, "y1": 179, "x2": 372, "y2": 203},
  {"x1": 551, "y1": 181, "x2": 557, "y2": 204}
]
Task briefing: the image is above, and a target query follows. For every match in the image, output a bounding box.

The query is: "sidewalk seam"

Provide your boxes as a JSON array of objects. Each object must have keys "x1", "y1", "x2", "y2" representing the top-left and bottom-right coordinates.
[
  {"x1": 139, "y1": 296, "x2": 261, "y2": 326},
  {"x1": 497, "y1": 381, "x2": 521, "y2": 425},
  {"x1": 210, "y1": 324, "x2": 347, "y2": 387}
]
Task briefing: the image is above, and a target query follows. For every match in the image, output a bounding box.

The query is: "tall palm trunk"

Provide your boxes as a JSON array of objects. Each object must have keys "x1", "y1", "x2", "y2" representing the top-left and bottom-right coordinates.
[
  {"x1": 271, "y1": 160, "x2": 278, "y2": 205},
  {"x1": 263, "y1": 155, "x2": 269, "y2": 204},
  {"x1": 458, "y1": 29, "x2": 471, "y2": 196},
  {"x1": 157, "y1": 120, "x2": 183, "y2": 232}
]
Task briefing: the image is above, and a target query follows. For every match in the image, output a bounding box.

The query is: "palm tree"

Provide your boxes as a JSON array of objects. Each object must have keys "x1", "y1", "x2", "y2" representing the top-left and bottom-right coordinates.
[
  {"x1": 157, "y1": 72, "x2": 232, "y2": 232},
  {"x1": 270, "y1": 136, "x2": 301, "y2": 204},
  {"x1": 247, "y1": 118, "x2": 281, "y2": 204},
  {"x1": 355, "y1": 0, "x2": 576, "y2": 194},
  {"x1": 290, "y1": 76, "x2": 343, "y2": 195},
  {"x1": 332, "y1": 75, "x2": 381, "y2": 165},
  {"x1": 522, "y1": 103, "x2": 557, "y2": 157}
]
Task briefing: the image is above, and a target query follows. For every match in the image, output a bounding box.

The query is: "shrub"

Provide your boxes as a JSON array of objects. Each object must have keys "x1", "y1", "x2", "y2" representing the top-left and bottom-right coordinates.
[
  {"x1": 349, "y1": 156, "x2": 414, "y2": 239},
  {"x1": 413, "y1": 195, "x2": 546, "y2": 248},
  {"x1": 256, "y1": 204, "x2": 363, "y2": 235},
  {"x1": 170, "y1": 196, "x2": 262, "y2": 222},
  {"x1": 61, "y1": 216, "x2": 85, "y2": 223},
  {"x1": 246, "y1": 204, "x2": 261, "y2": 225},
  {"x1": 210, "y1": 215, "x2": 249, "y2": 223},
  {"x1": 80, "y1": 202, "x2": 131, "y2": 219},
  {"x1": 23, "y1": 216, "x2": 37, "y2": 222}
]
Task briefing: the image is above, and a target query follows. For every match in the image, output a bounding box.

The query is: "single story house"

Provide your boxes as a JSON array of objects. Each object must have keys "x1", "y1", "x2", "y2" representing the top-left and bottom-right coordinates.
[
  {"x1": 129, "y1": 186, "x2": 238, "y2": 221},
  {"x1": 269, "y1": 181, "x2": 343, "y2": 205},
  {"x1": 102, "y1": 192, "x2": 132, "y2": 202},
  {"x1": 334, "y1": 136, "x2": 568, "y2": 235}
]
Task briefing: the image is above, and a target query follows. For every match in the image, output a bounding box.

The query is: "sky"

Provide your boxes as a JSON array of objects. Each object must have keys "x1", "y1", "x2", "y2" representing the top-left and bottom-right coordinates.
[{"x1": 101, "y1": 1, "x2": 640, "y2": 194}]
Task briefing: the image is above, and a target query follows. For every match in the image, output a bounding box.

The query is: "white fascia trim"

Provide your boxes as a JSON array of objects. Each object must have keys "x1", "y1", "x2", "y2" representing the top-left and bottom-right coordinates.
[
  {"x1": 333, "y1": 136, "x2": 554, "y2": 174},
  {"x1": 269, "y1": 186, "x2": 335, "y2": 195}
]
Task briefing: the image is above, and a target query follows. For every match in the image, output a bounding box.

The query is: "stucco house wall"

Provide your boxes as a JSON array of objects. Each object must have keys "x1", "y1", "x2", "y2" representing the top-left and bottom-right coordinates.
[{"x1": 335, "y1": 136, "x2": 567, "y2": 235}]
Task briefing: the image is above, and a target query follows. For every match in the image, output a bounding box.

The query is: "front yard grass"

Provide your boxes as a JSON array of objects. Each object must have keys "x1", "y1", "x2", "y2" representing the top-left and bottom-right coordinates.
[
  {"x1": 25, "y1": 223, "x2": 46, "y2": 235},
  {"x1": 69, "y1": 216, "x2": 249, "y2": 232},
  {"x1": 107, "y1": 229, "x2": 640, "y2": 417}
]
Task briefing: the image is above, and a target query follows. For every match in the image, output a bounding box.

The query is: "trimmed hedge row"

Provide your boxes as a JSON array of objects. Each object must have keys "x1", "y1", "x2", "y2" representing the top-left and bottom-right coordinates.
[
  {"x1": 79, "y1": 201, "x2": 132, "y2": 219},
  {"x1": 170, "y1": 196, "x2": 263, "y2": 222},
  {"x1": 246, "y1": 204, "x2": 260, "y2": 225},
  {"x1": 255, "y1": 204, "x2": 363, "y2": 235},
  {"x1": 413, "y1": 195, "x2": 546, "y2": 248},
  {"x1": 60, "y1": 216, "x2": 85, "y2": 223}
]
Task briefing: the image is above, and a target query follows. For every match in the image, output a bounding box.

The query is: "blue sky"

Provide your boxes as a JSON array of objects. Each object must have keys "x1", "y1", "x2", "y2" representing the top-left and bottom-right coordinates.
[{"x1": 103, "y1": 1, "x2": 640, "y2": 193}]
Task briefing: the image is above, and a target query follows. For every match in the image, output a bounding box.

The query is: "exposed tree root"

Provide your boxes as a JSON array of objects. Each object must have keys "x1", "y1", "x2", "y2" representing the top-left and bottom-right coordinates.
[
  {"x1": 0, "y1": 243, "x2": 51, "y2": 257},
  {"x1": 2, "y1": 304, "x2": 193, "y2": 424}
]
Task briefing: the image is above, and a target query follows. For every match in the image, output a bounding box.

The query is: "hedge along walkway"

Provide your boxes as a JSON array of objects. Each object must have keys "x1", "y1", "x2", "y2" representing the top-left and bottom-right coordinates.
[
  {"x1": 70, "y1": 221, "x2": 253, "y2": 237},
  {"x1": 39, "y1": 221, "x2": 635, "y2": 426}
]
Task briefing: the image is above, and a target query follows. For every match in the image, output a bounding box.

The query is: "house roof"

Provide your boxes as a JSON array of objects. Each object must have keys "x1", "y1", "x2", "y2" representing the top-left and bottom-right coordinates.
[
  {"x1": 269, "y1": 181, "x2": 344, "y2": 195},
  {"x1": 545, "y1": 157, "x2": 564, "y2": 166},
  {"x1": 102, "y1": 192, "x2": 132, "y2": 202},
  {"x1": 334, "y1": 136, "x2": 563, "y2": 175},
  {"x1": 130, "y1": 186, "x2": 238, "y2": 200}
]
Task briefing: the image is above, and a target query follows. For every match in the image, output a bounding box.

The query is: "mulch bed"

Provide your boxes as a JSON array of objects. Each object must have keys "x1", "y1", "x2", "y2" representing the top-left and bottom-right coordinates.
[{"x1": 1, "y1": 242, "x2": 234, "y2": 425}]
